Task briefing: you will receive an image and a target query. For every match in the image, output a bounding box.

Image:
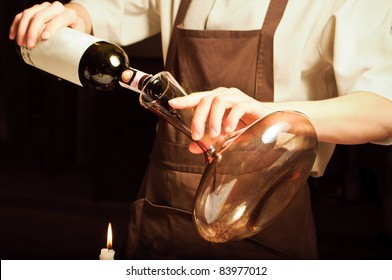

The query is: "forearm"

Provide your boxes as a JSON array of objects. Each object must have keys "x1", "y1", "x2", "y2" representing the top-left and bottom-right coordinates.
[{"x1": 270, "y1": 92, "x2": 392, "y2": 145}]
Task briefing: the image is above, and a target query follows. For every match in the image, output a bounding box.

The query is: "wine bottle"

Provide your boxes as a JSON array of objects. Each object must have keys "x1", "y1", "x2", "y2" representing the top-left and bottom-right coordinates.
[{"x1": 18, "y1": 27, "x2": 152, "y2": 92}]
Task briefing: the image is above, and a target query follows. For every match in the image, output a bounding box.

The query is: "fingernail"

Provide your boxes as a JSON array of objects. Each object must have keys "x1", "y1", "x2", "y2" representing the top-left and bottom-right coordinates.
[
  {"x1": 225, "y1": 125, "x2": 233, "y2": 132},
  {"x1": 210, "y1": 128, "x2": 219, "y2": 138},
  {"x1": 193, "y1": 131, "x2": 201, "y2": 140},
  {"x1": 27, "y1": 38, "x2": 35, "y2": 48},
  {"x1": 42, "y1": 31, "x2": 51, "y2": 40}
]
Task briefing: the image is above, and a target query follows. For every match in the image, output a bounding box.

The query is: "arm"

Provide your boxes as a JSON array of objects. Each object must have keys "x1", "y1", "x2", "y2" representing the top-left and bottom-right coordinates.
[
  {"x1": 169, "y1": 89, "x2": 392, "y2": 146},
  {"x1": 270, "y1": 91, "x2": 392, "y2": 145}
]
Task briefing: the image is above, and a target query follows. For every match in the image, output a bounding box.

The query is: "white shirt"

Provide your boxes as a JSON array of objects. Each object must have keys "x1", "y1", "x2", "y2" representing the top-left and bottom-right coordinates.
[{"x1": 71, "y1": 0, "x2": 392, "y2": 176}]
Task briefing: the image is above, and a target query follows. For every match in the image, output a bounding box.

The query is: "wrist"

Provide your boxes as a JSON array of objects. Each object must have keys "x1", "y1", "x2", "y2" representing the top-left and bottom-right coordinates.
[{"x1": 65, "y1": 3, "x2": 92, "y2": 34}]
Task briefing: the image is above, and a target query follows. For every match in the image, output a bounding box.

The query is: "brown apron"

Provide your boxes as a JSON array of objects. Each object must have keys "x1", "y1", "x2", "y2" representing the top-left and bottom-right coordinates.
[{"x1": 125, "y1": 0, "x2": 317, "y2": 259}]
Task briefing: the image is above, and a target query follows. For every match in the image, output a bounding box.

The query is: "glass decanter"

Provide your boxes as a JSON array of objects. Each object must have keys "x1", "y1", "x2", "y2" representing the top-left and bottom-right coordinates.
[{"x1": 138, "y1": 71, "x2": 318, "y2": 243}]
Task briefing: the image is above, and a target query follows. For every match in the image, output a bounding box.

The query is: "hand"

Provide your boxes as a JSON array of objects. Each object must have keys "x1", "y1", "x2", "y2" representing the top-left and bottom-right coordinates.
[
  {"x1": 169, "y1": 87, "x2": 274, "y2": 147},
  {"x1": 9, "y1": 1, "x2": 82, "y2": 48}
]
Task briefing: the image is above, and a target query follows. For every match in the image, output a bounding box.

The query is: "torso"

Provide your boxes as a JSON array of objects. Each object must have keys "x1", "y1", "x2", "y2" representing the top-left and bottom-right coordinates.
[{"x1": 126, "y1": 0, "x2": 318, "y2": 260}]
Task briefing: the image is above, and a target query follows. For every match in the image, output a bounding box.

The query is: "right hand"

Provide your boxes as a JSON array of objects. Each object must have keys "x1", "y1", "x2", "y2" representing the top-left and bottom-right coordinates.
[
  {"x1": 169, "y1": 87, "x2": 275, "y2": 154},
  {"x1": 9, "y1": 1, "x2": 82, "y2": 48}
]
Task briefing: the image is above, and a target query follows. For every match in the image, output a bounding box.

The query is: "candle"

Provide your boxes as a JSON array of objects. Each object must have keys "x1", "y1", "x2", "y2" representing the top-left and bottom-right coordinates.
[{"x1": 99, "y1": 222, "x2": 115, "y2": 260}]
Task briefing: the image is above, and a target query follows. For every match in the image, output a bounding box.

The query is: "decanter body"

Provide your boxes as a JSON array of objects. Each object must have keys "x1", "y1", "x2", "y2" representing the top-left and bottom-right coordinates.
[{"x1": 138, "y1": 71, "x2": 318, "y2": 243}]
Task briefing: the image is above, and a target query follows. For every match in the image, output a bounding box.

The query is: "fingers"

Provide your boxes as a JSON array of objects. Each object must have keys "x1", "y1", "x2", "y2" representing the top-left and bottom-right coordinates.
[
  {"x1": 40, "y1": 8, "x2": 79, "y2": 39},
  {"x1": 223, "y1": 103, "x2": 246, "y2": 132},
  {"x1": 9, "y1": 1, "x2": 78, "y2": 48},
  {"x1": 170, "y1": 87, "x2": 260, "y2": 140},
  {"x1": 192, "y1": 88, "x2": 228, "y2": 139},
  {"x1": 168, "y1": 88, "x2": 226, "y2": 109},
  {"x1": 10, "y1": 2, "x2": 52, "y2": 45},
  {"x1": 169, "y1": 86, "x2": 268, "y2": 144},
  {"x1": 23, "y1": 2, "x2": 66, "y2": 47},
  {"x1": 206, "y1": 88, "x2": 257, "y2": 137},
  {"x1": 9, "y1": 14, "x2": 22, "y2": 40}
]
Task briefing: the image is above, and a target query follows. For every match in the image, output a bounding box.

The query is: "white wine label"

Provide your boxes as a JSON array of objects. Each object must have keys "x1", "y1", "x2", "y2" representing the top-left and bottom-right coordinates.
[{"x1": 20, "y1": 27, "x2": 101, "y2": 86}]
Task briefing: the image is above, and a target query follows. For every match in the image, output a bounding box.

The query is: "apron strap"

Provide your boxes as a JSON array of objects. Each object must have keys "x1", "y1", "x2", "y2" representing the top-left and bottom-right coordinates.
[
  {"x1": 166, "y1": 0, "x2": 289, "y2": 102},
  {"x1": 256, "y1": 0, "x2": 289, "y2": 101},
  {"x1": 164, "y1": 0, "x2": 191, "y2": 74}
]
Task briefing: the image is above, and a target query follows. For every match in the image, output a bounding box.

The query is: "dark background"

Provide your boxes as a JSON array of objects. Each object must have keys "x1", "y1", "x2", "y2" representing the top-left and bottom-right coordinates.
[{"x1": 1, "y1": 0, "x2": 391, "y2": 260}]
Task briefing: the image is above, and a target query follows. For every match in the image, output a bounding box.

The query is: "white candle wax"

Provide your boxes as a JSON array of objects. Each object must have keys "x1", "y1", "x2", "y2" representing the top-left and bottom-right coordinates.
[{"x1": 99, "y1": 248, "x2": 115, "y2": 260}]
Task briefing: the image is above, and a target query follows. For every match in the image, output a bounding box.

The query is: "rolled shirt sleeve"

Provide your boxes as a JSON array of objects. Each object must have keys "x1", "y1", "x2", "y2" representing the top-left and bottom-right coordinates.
[
  {"x1": 71, "y1": 0, "x2": 161, "y2": 46},
  {"x1": 321, "y1": 1, "x2": 392, "y2": 150},
  {"x1": 327, "y1": 0, "x2": 392, "y2": 145},
  {"x1": 274, "y1": 0, "x2": 392, "y2": 175},
  {"x1": 320, "y1": 0, "x2": 392, "y2": 101}
]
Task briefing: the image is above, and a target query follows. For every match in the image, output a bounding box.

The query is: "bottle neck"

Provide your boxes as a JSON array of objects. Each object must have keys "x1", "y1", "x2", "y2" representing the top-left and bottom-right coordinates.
[
  {"x1": 118, "y1": 67, "x2": 152, "y2": 93},
  {"x1": 127, "y1": 70, "x2": 230, "y2": 163}
]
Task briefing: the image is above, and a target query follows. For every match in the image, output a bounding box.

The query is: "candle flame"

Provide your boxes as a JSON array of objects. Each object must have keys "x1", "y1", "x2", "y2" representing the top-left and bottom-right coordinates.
[{"x1": 107, "y1": 222, "x2": 113, "y2": 249}]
